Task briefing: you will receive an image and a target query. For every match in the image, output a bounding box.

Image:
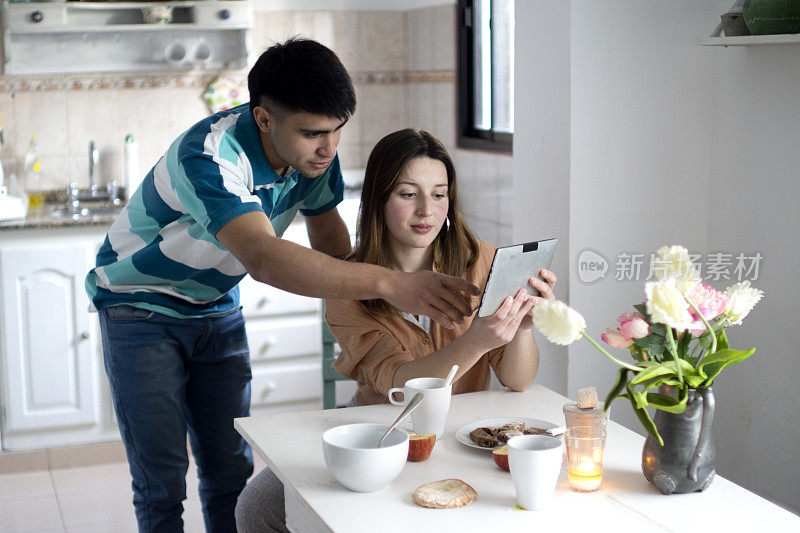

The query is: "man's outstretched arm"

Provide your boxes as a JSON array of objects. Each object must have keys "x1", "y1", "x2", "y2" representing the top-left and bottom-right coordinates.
[{"x1": 216, "y1": 211, "x2": 479, "y2": 328}]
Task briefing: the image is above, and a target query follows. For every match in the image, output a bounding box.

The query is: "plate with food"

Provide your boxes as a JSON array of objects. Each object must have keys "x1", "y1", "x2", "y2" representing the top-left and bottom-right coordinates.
[{"x1": 455, "y1": 417, "x2": 559, "y2": 450}]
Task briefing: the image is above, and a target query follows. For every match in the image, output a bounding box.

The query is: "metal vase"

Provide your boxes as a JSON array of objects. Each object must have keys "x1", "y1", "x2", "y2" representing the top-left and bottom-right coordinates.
[{"x1": 641, "y1": 386, "x2": 716, "y2": 495}]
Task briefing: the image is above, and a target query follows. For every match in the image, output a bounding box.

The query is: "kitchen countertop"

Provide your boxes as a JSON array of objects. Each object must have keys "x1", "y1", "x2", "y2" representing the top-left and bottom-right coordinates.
[
  {"x1": 0, "y1": 204, "x2": 120, "y2": 231},
  {"x1": 0, "y1": 192, "x2": 361, "y2": 233}
]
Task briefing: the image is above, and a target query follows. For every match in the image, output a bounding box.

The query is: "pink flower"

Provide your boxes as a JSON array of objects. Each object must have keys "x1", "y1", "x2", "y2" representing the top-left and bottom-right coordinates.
[
  {"x1": 619, "y1": 316, "x2": 650, "y2": 339},
  {"x1": 602, "y1": 329, "x2": 633, "y2": 349},
  {"x1": 685, "y1": 284, "x2": 729, "y2": 322},
  {"x1": 601, "y1": 312, "x2": 650, "y2": 349}
]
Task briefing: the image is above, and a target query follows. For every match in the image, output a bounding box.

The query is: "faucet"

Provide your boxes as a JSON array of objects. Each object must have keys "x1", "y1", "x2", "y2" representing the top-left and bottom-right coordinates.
[
  {"x1": 64, "y1": 140, "x2": 121, "y2": 209},
  {"x1": 88, "y1": 140, "x2": 99, "y2": 196}
]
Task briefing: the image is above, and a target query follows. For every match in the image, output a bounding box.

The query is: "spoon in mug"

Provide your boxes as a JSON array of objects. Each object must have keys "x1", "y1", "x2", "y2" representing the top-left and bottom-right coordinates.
[
  {"x1": 378, "y1": 393, "x2": 424, "y2": 448},
  {"x1": 443, "y1": 364, "x2": 459, "y2": 389}
]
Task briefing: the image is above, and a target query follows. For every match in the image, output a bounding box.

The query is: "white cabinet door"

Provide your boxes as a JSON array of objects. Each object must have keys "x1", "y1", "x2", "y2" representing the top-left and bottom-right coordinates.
[{"x1": 0, "y1": 243, "x2": 99, "y2": 433}]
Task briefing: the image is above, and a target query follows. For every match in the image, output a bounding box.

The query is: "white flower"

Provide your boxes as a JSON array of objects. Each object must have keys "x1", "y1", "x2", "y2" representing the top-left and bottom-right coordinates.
[
  {"x1": 532, "y1": 300, "x2": 587, "y2": 345},
  {"x1": 720, "y1": 281, "x2": 764, "y2": 326},
  {"x1": 645, "y1": 278, "x2": 694, "y2": 331},
  {"x1": 653, "y1": 245, "x2": 701, "y2": 295}
]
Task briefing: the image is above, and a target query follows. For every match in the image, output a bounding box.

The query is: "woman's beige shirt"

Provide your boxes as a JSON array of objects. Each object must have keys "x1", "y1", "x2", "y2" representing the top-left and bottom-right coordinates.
[{"x1": 326, "y1": 241, "x2": 507, "y2": 406}]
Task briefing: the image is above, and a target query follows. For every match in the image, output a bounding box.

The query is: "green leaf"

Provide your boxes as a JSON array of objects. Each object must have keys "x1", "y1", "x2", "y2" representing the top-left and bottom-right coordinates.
[
  {"x1": 683, "y1": 372, "x2": 706, "y2": 389},
  {"x1": 716, "y1": 328, "x2": 730, "y2": 351},
  {"x1": 631, "y1": 345, "x2": 647, "y2": 362},
  {"x1": 604, "y1": 368, "x2": 630, "y2": 412},
  {"x1": 622, "y1": 391, "x2": 663, "y2": 445},
  {"x1": 697, "y1": 331, "x2": 713, "y2": 350},
  {"x1": 649, "y1": 323, "x2": 667, "y2": 337},
  {"x1": 646, "y1": 390, "x2": 688, "y2": 414},
  {"x1": 633, "y1": 333, "x2": 666, "y2": 362},
  {"x1": 676, "y1": 330, "x2": 693, "y2": 359},
  {"x1": 675, "y1": 359, "x2": 706, "y2": 388},
  {"x1": 697, "y1": 347, "x2": 756, "y2": 384},
  {"x1": 633, "y1": 304, "x2": 651, "y2": 322},
  {"x1": 629, "y1": 363, "x2": 675, "y2": 386}
]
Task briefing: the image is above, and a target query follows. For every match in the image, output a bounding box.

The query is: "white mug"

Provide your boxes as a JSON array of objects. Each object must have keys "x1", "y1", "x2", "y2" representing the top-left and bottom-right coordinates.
[
  {"x1": 387, "y1": 377, "x2": 451, "y2": 438},
  {"x1": 507, "y1": 435, "x2": 564, "y2": 510}
]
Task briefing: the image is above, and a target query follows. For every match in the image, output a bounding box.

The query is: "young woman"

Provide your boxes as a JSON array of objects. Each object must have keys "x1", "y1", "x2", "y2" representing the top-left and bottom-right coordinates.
[
  {"x1": 235, "y1": 129, "x2": 556, "y2": 532},
  {"x1": 326, "y1": 128, "x2": 557, "y2": 406}
]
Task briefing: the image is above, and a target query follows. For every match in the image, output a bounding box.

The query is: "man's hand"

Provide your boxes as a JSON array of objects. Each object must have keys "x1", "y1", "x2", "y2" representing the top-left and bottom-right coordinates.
[{"x1": 382, "y1": 270, "x2": 480, "y2": 329}]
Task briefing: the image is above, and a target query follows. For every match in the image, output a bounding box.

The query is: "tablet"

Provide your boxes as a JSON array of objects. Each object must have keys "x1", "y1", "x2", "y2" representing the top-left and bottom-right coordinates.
[{"x1": 477, "y1": 238, "x2": 558, "y2": 317}]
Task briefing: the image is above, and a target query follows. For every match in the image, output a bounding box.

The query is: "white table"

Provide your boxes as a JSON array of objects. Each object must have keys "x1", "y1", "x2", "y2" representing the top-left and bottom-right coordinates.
[{"x1": 235, "y1": 385, "x2": 799, "y2": 532}]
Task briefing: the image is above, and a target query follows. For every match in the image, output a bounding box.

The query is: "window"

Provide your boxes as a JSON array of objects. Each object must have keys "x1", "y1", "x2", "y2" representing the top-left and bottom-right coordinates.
[{"x1": 457, "y1": 0, "x2": 514, "y2": 153}]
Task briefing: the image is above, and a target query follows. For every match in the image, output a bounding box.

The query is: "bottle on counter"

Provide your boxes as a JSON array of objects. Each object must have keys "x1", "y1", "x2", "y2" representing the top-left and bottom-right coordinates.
[
  {"x1": 23, "y1": 135, "x2": 43, "y2": 208},
  {"x1": 123, "y1": 133, "x2": 140, "y2": 197}
]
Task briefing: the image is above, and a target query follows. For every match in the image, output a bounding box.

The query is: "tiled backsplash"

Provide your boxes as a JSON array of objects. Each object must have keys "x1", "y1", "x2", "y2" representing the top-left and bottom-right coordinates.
[{"x1": 0, "y1": 5, "x2": 512, "y2": 243}]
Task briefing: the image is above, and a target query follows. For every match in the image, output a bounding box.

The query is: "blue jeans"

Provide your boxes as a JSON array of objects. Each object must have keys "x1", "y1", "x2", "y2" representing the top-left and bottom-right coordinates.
[{"x1": 99, "y1": 305, "x2": 254, "y2": 533}]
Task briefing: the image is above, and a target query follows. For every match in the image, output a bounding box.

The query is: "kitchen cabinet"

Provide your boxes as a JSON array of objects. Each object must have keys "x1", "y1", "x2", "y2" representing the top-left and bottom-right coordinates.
[
  {"x1": 0, "y1": 196, "x2": 360, "y2": 450},
  {"x1": 0, "y1": 226, "x2": 118, "y2": 451},
  {"x1": 1, "y1": 0, "x2": 252, "y2": 75},
  {"x1": 242, "y1": 201, "x2": 359, "y2": 415},
  {"x1": 240, "y1": 221, "x2": 325, "y2": 415}
]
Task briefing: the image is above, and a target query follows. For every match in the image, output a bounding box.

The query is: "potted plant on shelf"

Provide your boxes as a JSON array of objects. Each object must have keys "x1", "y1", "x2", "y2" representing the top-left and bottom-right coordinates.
[{"x1": 531, "y1": 245, "x2": 763, "y2": 495}]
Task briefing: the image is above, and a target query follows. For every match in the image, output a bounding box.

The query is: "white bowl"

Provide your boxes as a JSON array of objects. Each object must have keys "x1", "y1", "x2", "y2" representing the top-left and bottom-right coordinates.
[{"x1": 322, "y1": 423, "x2": 409, "y2": 492}]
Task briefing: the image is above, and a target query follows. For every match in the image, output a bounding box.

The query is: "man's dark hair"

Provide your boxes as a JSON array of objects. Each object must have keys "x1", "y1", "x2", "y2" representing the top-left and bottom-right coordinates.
[{"x1": 248, "y1": 37, "x2": 356, "y2": 120}]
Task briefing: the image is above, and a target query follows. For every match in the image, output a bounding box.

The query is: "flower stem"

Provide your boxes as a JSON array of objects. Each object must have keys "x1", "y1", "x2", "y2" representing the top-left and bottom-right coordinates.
[
  {"x1": 582, "y1": 332, "x2": 641, "y2": 372},
  {"x1": 686, "y1": 298, "x2": 716, "y2": 366},
  {"x1": 665, "y1": 326, "x2": 684, "y2": 385}
]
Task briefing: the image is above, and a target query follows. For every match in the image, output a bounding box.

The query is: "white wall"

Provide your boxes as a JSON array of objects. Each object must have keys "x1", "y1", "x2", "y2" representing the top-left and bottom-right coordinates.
[
  {"x1": 512, "y1": 1, "x2": 571, "y2": 394},
  {"x1": 515, "y1": 0, "x2": 799, "y2": 514},
  {"x1": 707, "y1": 43, "x2": 800, "y2": 512},
  {"x1": 568, "y1": 0, "x2": 718, "y2": 435}
]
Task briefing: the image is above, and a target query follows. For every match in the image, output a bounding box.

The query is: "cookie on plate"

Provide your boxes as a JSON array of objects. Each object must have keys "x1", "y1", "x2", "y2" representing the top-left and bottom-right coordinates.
[
  {"x1": 500, "y1": 421, "x2": 525, "y2": 433},
  {"x1": 497, "y1": 429, "x2": 523, "y2": 443},
  {"x1": 523, "y1": 426, "x2": 548, "y2": 435},
  {"x1": 469, "y1": 428, "x2": 498, "y2": 448},
  {"x1": 412, "y1": 479, "x2": 477, "y2": 509}
]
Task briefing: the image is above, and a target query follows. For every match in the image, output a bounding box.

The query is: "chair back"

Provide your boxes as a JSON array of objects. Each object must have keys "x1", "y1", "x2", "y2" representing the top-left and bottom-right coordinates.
[{"x1": 322, "y1": 311, "x2": 349, "y2": 409}]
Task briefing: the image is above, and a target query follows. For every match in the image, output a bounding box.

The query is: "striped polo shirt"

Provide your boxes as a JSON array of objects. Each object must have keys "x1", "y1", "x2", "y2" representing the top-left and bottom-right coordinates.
[{"x1": 85, "y1": 103, "x2": 344, "y2": 318}]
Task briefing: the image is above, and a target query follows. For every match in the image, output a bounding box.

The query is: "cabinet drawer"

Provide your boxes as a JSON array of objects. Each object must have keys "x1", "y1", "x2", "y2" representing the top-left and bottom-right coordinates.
[
  {"x1": 239, "y1": 275, "x2": 319, "y2": 318},
  {"x1": 247, "y1": 317, "x2": 321, "y2": 362},
  {"x1": 5, "y1": 4, "x2": 67, "y2": 28},
  {"x1": 250, "y1": 361, "x2": 321, "y2": 407}
]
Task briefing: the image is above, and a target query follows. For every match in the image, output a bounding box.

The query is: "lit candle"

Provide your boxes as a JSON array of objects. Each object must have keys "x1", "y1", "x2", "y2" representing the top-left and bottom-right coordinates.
[
  {"x1": 567, "y1": 454, "x2": 603, "y2": 491},
  {"x1": 564, "y1": 426, "x2": 606, "y2": 492}
]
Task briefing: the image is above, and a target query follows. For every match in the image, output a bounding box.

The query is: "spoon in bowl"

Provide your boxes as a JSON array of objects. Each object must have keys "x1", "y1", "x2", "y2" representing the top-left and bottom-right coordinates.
[{"x1": 378, "y1": 393, "x2": 424, "y2": 448}]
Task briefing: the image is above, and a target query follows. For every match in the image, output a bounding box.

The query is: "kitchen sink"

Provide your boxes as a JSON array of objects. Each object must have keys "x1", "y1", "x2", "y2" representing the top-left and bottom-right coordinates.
[{"x1": 50, "y1": 205, "x2": 123, "y2": 219}]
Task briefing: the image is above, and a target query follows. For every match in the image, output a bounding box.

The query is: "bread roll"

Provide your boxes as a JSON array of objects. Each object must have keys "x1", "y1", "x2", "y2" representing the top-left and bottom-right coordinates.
[{"x1": 412, "y1": 479, "x2": 477, "y2": 509}]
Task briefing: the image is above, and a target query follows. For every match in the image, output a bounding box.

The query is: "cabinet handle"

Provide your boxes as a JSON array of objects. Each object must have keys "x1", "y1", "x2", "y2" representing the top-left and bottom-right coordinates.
[
  {"x1": 260, "y1": 382, "x2": 277, "y2": 400},
  {"x1": 219, "y1": 9, "x2": 231, "y2": 20},
  {"x1": 258, "y1": 337, "x2": 277, "y2": 357},
  {"x1": 256, "y1": 296, "x2": 270, "y2": 309},
  {"x1": 79, "y1": 331, "x2": 90, "y2": 341},
  {"x1": 31, "y1": 10, "x2": 44, "y2": 23}
]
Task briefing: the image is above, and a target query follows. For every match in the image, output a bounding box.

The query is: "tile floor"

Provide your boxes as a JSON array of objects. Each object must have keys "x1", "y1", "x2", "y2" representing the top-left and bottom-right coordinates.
[{"x1": 0, "y1": 455, "x2": 267, "y2": 532}]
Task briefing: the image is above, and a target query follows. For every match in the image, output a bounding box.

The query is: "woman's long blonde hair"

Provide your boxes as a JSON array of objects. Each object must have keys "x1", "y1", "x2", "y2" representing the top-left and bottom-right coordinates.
[{"x1": 348, "y1": 129, "x2": 480, "y2": 315}]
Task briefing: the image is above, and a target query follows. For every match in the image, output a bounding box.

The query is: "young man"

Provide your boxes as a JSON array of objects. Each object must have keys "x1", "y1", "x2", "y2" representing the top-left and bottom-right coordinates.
[{"x1": 86, "y1": 38, "x2": 477, "y2": 532}]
